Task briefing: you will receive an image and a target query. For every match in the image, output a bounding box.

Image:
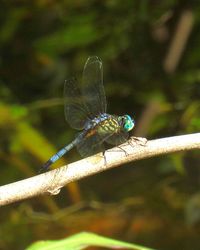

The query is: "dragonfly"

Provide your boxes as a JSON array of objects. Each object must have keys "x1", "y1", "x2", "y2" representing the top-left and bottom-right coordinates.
[{"x1": 41, "y1": 56, "x2": 135, "y2": 172}]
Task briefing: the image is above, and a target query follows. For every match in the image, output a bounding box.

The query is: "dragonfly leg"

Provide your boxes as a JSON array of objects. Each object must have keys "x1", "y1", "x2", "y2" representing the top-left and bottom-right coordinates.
[
  {"x1": 107, "y1": 144, "x2": 129, "y2": 157},
  {"x1": 129, "y1": 136, "x2": 147, "y2": 147},
  {"x1": 116, "y1": 145, "x2": 129, "y2": 157}
]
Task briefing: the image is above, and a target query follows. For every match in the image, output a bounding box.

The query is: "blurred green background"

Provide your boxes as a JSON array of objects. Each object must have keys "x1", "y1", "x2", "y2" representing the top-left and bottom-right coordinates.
[{"x1": 0, "y1": 1, "x2": 200, "y2": 250}]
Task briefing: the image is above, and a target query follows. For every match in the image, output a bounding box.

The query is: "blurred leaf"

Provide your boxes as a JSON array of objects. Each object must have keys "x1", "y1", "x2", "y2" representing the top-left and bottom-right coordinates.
[
  {"x1": 180, "y1": 102, "x2": 200, "y2": 132},
  {"x1": 190, "y1": 117, "x2": 200, "y2": 130},
  {"x1": 17, "y1": 121, "x2": 60, "y2": 163},
  {"x1": 0, "y1": 8, "x2": 27, "y2": 43},
  {"x1": 170, "y1": 154, "x2": 185, "y2": 175},
  {"x1": 185, "y1": 193, "x2": 200, "y2": 226},
  {"x1": 35, "y1": 15, "x2": 103, "y2": 56},
  {"x1": 0, "y1": 102, "x2": 81, "y2": 202},
  {"x1": 11, "y1": 104, "x2": 28, "y2": 119},
  {"x1": 148, "y1": 114, "x2": 170, "y2": 135},
  {"x1": 26, "y1": 232, "x2": 156, "y2": 250}
]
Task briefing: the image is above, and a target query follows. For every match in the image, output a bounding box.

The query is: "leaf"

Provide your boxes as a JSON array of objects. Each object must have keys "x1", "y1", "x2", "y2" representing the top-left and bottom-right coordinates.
[
  {"x1": 26, "y1": 232, "x2": 156, "y2": 250},
  {"x1": 35, "y1": 15, "x2": 103, "y2": 56},
  {"x1": 0, "y1": 8, "x2": 27, "y2": 43}
]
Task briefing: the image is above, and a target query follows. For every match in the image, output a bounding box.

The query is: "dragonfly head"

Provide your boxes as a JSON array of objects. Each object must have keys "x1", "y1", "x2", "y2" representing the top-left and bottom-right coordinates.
[{"x1": 119, "y1": 115, "x2": 135, "y2": 132}]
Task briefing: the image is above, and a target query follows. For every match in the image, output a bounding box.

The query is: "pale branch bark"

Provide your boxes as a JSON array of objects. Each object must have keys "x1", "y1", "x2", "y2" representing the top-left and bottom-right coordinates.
[{"x1": 0, "y1": 133, "x2": 200, "y2": 206}]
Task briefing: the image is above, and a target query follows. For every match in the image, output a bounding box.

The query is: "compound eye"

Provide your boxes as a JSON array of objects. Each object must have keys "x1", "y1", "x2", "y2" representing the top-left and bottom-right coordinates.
[
  {"x1": 123, "y1": 115, "x2": 135, "y2": 132},
  {"x1": 122, "y1": 117, "x2": 128, "y2": 129}
]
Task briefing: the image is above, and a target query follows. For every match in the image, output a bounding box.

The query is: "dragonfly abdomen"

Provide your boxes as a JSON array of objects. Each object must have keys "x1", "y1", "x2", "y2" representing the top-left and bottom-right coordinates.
[{"x1": 40, "y1": 135, "x2": 82, "y2": 172}]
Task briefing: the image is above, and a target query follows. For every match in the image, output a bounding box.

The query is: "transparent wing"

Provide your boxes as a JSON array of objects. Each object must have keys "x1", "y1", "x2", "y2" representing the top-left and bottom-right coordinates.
[
  {"x1": 64, "y1": 78, "x2": 89, "y2": 130},
  {"x1": 76, "y1": 132, "x2": 109, "y2": 157},
  {"x1": 81, "y1": 56, "x2": 107, "y2": 116},
  {"x1": 105, "y1": 131, "x2": 129, "y2": 145},
  {"x1": 77, "y1": 131, "x2": 129, "y2": 157}
]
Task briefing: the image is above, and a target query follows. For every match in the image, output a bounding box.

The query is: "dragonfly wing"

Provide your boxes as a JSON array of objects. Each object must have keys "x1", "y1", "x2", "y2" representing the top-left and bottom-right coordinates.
[
  {"x1": 105, "y1": 131, "x2": 129, "y2": 145},
  {"x1": 81, "y1": 56, "x2": 107, "y2": 117},
  {"x1": 76, "y1": 132, "x2": 108, "y2": 157},
  {"x1": 64, "y1": 78, "x2": 89, "y2": 130}
]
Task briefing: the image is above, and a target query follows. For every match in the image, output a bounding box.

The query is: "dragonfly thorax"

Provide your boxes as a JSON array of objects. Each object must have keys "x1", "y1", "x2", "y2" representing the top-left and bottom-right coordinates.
[
  {"x1": 84, "y1": 113, "x2": 111, "y2": 130},
  {"x1": 85, "y1": 114, "x2": 135, "y2": 134}
]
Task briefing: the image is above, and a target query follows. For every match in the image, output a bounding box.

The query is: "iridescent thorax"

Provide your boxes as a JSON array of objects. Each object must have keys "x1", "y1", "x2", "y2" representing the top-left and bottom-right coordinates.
[
  {"x1": 86, "y1": 113, "x2": 135, "y2": 136},
  {"x1": 96, "y1": 115, "x2": 120, "y2": 134}
]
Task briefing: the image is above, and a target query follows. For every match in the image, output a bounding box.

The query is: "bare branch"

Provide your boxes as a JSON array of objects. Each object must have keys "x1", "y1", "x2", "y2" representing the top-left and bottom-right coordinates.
[
  {"x1": 163, "y1": 10, "x2": 194, "y2": 73},
  {"x1": 0, "y1": 133, "x2": 200, "y2": 206}
]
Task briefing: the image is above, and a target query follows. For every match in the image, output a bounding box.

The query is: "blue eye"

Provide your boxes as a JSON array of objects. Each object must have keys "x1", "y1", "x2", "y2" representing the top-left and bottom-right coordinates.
[{"x1": 123, "y1": 115, "x2": 135, "y2": 132}]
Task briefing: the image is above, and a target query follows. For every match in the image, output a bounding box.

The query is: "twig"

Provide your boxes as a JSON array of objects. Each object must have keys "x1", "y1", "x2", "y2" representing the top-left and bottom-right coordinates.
[
  {"x1": 163, "y1": 10, "x2": 194, "y2": 73},
  {"x1": 0, "y1": 133, "x2": 200, "y2": 206}
]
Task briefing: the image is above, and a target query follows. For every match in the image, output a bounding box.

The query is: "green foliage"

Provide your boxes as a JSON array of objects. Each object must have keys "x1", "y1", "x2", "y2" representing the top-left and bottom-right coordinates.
[
  {"x1": 35, "y1": 14, "x2": 102, "y2": 56},
  {"x1": 26, "y1": 232, "x2": 155, "y2": 250}
]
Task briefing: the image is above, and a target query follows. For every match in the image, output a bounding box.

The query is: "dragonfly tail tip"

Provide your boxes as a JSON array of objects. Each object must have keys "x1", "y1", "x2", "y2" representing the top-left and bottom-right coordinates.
[{"x1": 38, "y1": 160, "x2": 53, "y2": 174}]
